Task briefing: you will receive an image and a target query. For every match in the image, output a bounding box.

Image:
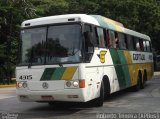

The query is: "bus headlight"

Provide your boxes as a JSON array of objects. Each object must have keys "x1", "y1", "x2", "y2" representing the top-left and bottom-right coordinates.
[
  {"x1": 73, "y1": 81, "x2": 79, "y2": 87},
  {"x1": 65, "y1": 80, "x2": 85, "y2": 88},
  {"x1": 17, "y1": 82, "x2": 27, "y2": 88}
]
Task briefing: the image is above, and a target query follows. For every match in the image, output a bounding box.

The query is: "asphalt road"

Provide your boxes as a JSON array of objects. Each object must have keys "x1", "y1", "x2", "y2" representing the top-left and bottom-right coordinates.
[{"x1": 0, "y1": 72, "x2": 160, "y2": 119}]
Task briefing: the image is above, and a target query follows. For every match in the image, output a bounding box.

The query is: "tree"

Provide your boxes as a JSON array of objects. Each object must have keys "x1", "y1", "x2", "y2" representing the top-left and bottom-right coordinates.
[
  {"x1": 32, "y1": 0, "x2": 69, "y2": 16},
  {"x1": 99, "y1": 0, "x2": 160, "y2": 52},
  {"x1": 0, "y1": 0, "x2": 160, "y2": 84},
  {"x1": 0, "y1": 0, "x2": 36, "y2": 84}
]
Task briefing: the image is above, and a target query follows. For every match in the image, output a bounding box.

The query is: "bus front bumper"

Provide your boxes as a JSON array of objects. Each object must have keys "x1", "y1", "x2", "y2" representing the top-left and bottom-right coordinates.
[{"x1": 16, "y1": 88, "x2": 88, "y2": 102}]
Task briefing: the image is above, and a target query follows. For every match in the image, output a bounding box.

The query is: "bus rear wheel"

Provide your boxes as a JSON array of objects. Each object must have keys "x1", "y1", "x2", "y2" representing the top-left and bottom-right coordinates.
[
  {"x1": 133, "y1": 73, "x2": 141, "y2": 91},
  {"x1": 141, "y1": 72, "x2": 147, "y2": 89}
]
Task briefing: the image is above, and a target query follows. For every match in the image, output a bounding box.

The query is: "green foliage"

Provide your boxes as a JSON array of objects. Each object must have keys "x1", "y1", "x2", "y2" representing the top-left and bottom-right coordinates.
[
  {"x1": 0, "y1": 0, "x2": 160, "y2": 82},
  {"x1": 33, "y1": 0, "x2": 69, "y2": 16},
  {"x1": 0, "y1": 0, "x2": 36, "y2": 82},
  {"x1": 99, "y1": 0, "x2": 160, "y2": 51},
  {"x1": 32, "y1": 0, "x2": 160, "y2": 51},
  {"x1": 66, "y1": 0, "x2": 100, "y2": 14}
]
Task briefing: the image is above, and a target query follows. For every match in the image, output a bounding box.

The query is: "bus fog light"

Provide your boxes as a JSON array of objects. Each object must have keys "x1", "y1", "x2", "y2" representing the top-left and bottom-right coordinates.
[
  {"x1": 68, "y1": 95, "x2": 78, "y2": 98},
  {"x1": 20, "y1": 95, "x2": 28, "y2": 99},
  {"x1": 22, "y1": 82, "x2": 27, "y2": 88},
  {"x1": 17, "y1": 82, "x2": 23, "y2": 88},
  {"x1": 73, "y1": 81, "x2": 79, "y2": 87},
  {"x1": 66, "y1": 81, "x2": 71, "y2": 87}
]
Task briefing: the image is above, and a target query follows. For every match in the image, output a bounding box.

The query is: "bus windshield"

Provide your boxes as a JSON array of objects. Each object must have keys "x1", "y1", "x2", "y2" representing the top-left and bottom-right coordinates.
[{"x1": 19, "y1": 24, "x2": 81, "y2": 66}]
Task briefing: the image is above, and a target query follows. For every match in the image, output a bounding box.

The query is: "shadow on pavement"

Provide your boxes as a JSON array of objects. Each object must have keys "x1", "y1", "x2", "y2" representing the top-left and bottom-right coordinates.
[{"x1": 18, "y1": 81, "x2": 154, "y2": 119}]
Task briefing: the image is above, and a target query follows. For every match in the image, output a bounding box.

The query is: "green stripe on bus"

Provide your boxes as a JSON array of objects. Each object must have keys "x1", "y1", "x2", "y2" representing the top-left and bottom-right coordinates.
[
  {"x1": 109, "y1": 49, "x2": 131, "y2": 89},
  {"x1": 50, "y1": 67, "x2": 66, "y2": 80},
  {"x1": 117, "y1": 50, "x2": 131, "y2": 87},
  {"x1": 40, "y1": 67, "x2": 65, "y2": 81},
  {"x1": 40, "y1": 68, "x2": 56, "y2": 81}
]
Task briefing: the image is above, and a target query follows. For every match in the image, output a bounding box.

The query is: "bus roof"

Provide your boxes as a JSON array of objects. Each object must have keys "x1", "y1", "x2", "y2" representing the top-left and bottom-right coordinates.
[
  {"x1": 21, "y1": 14, "x2": 99, "y2": 27},
  {"x1": 22, "y1": 14, "x2": 150, "y2": 41},
  {"x1": 91, "y1": 15, "x2": 150, "y2": 41}
]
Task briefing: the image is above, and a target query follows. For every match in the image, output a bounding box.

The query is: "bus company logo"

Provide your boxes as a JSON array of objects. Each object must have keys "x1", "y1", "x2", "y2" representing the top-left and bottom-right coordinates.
[
  {"x1": 133, "y1": 53, "x2": 145, "y2": 61},
  {"x1": 98, "y1": 51, "x2": 107, "y2": 63},
  {"x1": 42, "y1": 82, "x2": 48, "y2": 89}
]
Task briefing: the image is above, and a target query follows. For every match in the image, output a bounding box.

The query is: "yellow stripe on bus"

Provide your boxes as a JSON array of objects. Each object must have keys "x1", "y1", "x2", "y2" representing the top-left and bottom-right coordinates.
[
  {"x1": 102, "y1": 17, "x2": 124, "y2": 32},
  {"x1": 123, "y1": 51, "x2": 135, "y2": 86},
  {"x1": 102, "y1": 17, "x2": 123, "y2": 27},
  {"x1": 123, "y1": 51, "x2": 153, "y2": 86},
  {"x1": 115, "y1": 25, "x2": 124, "y2": 32},
  {"x1": 61, "y1": 66, "x2": 78, "y2": 80}
]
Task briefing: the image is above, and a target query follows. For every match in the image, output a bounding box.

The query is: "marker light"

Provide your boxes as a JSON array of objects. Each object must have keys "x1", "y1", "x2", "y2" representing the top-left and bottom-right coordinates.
[
  {"x1": 79, "y1": 80, "x2": 85, "y2": 88},
  {"x1": 22, "y1": 82, "x2": 27, "y2": 88},
  {"x1": 66, "y1": 81, "x2": 71, "y2": 87}
]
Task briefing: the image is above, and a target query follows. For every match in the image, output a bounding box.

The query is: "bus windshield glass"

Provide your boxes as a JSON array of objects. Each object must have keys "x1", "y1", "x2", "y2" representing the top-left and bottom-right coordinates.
[{"x1": 20, "y1": 24, "x2": 81, "y2": 66}]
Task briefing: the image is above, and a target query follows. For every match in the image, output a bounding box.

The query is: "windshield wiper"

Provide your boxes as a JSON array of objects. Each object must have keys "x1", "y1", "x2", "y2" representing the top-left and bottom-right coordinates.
[
  {"x1": 57, "y1": 61, "x2": 74, "y2": 67},
  {"x1": 58, "y1": 63, "x2": 63, "y2": 67},
  {"x1": 68, "y1": 49, "x2": 80, "y2": 56}
]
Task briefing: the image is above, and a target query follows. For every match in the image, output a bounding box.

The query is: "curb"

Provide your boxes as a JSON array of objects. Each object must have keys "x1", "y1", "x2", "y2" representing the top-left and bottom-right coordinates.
[{"x1": 0, "y1": 84, "x2": 16, "y2": 88}]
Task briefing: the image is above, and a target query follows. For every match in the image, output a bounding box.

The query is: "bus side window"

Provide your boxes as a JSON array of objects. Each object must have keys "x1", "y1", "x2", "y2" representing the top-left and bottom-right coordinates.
[
  {"x1": 124, "y1": 34, "x2": 128, "y2": 49},
  {"x1": 118, "y1": 33, "x2": 126, "y2": 49},
  {"x1": 143, "y1": 40, "x2": 147, "y2": 52},
  {"x1": 106, "y1": 30, "x2": 111, "y2": 48},
  {"x1": 146, "y1": 41, "x2": 151, "y2": 52},
  {"x1": 103, "y1": 29, "x2": 108, "y2": 47},
  {"x1": 92, "y1": 26, "x2": 99, "y2": 47},
  {"x1": 127, "y1": 35, "x2": 134, "y2": 50},
  {"x1": 84, "y1": 24, "x2": 92, "y2": 32},
  {"x1": 96, "y1": 27, "x2": 105, "y2": 48},
  {"x1": 114, "y1": 32, "x2": 119, "y2": 48},
  {"x1": 108, "y1": 30, "x2": 115, "y2": 48},
  {"x1": 135, "y1": 37, "x2": 141, "y2": 51},
  {"x1": 84, "y1": 24, "x2": 95, "y2": 62},
  {"x1": 139, "y1": 39, "x2": 144, "y2": 51},
  {"x1": 149, "y1": 41, "x2": 152, "y2": 52},
  {"x1": 84, "y1": 24, "x2": 98, "y2": 47}
]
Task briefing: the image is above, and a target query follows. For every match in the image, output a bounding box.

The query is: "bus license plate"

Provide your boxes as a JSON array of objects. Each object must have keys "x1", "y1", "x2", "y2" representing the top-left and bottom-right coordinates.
[{"x1": 41, "y1": 96, "x2": 54, "y2": 101}]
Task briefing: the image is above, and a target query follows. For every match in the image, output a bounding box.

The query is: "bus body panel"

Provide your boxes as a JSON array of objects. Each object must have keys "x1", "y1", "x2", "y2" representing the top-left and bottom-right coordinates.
[
  {"x1": 16, "y1": 14, "x2": 154, "y2": 104},
  {"x1": 16, "y1": 48, "x2": 153, "y2": 102},
  {"x1": 17, "y1": 88, "x2": 86, "y2": 102}
]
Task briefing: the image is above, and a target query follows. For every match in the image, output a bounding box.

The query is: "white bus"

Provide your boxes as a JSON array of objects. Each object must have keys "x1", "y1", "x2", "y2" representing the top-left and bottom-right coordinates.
[{"x1": 16, "y1": 14, "x2": 154, "y2": 106}]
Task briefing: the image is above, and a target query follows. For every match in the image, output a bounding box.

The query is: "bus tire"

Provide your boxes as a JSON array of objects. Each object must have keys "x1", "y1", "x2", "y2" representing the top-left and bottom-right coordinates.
[
  {"x1": 133, "y1": 73, "x2": 141, "y2": 91},
  {"x1": 141, "y1": 71, "x2": 147, "y2": 89},
  {"x1": 48, "y1": 102, "x2": 55, "y2": 106},
  {"x1": 103, "y1": 76, "x2": 110, "y2": 99},
  {"x1": 94, "y1": 81, "x2": 104, "y2": 107}
]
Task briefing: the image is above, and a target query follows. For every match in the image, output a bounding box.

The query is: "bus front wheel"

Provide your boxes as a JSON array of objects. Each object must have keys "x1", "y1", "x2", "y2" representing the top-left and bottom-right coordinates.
[{"x1": 94, "y1": 81, "x2": 104, "y2": 107}]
